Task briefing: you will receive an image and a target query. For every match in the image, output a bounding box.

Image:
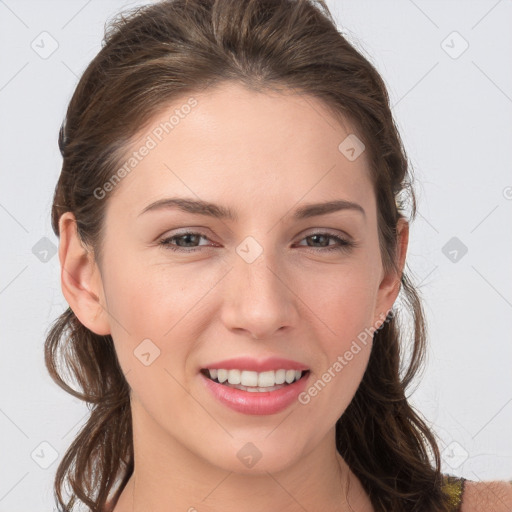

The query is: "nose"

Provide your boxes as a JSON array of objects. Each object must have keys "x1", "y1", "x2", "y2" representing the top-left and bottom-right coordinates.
[{"x1": 220, "y1": 249, "x2": 299, "y2": 340}]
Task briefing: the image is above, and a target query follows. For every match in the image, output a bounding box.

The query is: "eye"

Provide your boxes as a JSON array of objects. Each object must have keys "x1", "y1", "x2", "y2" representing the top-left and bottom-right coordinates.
[
  {"x1": 158, "y1": 230, "x2": 357, "y2": 253},
  {"x1": 158, "y1": 231, "x2": 212, "y2": 252},
  {"x1": 294, "y1": 232, "x2": 356, "y2": 253}
]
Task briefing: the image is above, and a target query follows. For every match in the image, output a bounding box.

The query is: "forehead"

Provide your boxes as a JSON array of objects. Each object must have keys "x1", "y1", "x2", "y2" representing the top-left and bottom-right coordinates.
[{"x1": 107, "y1": 81, "x2": 374, "y2": 221}]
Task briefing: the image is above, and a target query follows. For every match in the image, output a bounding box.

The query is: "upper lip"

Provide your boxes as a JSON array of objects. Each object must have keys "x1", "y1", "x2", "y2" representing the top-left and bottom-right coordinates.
[{"x1": 201, "y1": 357, "x2": 309, "y2": 372}]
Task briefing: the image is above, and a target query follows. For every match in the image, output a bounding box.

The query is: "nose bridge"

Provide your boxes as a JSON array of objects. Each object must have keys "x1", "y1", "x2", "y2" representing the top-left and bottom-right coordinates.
[
  {"x1": 239, "y1": 245, "x2": 278, "y2": 293},
  {"x1": 222, "y1": 240, "x2": 297, "y2": 338},
  {"x1": 235, "y1": 242, "x2": 284, "y2": 308}
]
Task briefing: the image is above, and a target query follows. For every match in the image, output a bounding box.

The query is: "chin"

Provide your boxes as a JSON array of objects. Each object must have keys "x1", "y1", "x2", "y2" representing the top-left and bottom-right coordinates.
[{"x1": 199, "y1": 437, "x2": 304, "y2": 476}]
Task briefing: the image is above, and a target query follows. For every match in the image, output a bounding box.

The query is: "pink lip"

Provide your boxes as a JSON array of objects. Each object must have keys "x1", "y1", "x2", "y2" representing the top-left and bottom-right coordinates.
[
  {"x1": 199, "y1": 370, "x2": 310, "y2": 415},
  {"x1": 201, "y1": 357, "x2": 309, "y2": 372}
]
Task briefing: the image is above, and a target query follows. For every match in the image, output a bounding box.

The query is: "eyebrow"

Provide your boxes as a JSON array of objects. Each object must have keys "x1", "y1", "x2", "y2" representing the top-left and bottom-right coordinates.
[{"x1": 138, "y1": 197, "x2": 366, "y2": 221}]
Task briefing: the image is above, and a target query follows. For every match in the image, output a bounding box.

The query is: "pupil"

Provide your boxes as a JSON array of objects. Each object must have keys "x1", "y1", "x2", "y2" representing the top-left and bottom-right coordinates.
[
  {"x1": 310, "y1": 234, "x2": 327, "y2": 247},
  {"x1": 181, "y1": 234, "x2": 198, "y2": 246}
]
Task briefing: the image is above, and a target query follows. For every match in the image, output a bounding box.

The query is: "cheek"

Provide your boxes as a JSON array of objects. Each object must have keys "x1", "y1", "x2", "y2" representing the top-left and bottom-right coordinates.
[
  {"x1": 101, "y1": 255, "x2": 213, "y2": 380},
  {"x1": 102, "y1": 250, "x2": 198, "y2": 334},
  {"x1": 300, "y1": 335, "x2": 373, "y2": 433},
  {"x1": 292, "y1": 264, "x2": 377, "y2": 419},
  {"x1": 292, "y1": 257, "x2": 378, "y2": 336}
]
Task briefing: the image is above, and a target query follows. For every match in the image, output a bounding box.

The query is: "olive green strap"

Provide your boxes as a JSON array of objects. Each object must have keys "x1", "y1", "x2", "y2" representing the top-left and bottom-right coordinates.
[{"x1": 442, "y1": 474, "x2": 466, "y2": 511}]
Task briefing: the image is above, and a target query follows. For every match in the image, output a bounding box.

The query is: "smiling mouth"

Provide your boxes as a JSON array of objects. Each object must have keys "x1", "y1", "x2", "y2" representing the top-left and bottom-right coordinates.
[{"x1": 200, "y1": 368, "x2": 310, "y2": 392}]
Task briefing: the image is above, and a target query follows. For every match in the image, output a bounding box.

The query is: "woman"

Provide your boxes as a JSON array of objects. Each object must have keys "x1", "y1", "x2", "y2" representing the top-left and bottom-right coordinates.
[{"x1": 45, "y1": 0, "x2": 512, "y2": 511}]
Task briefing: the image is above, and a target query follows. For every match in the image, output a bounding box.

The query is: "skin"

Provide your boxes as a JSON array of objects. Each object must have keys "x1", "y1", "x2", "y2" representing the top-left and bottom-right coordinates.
[
  {"x1": 58, "y1": 81, "x2": 409, "y2": 512},
  {"x1": 461, "y1": 480, "x2": 512, "y2": 512}
]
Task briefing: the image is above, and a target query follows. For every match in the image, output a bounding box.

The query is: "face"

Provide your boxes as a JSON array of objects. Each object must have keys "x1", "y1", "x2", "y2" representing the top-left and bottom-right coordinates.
[{"x1": 66, "y1": 81, "x2": 404, "y2": 475}]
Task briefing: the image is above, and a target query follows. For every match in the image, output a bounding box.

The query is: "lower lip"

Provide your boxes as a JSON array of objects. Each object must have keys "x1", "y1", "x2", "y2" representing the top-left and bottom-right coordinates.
[{"x1": 199, "y1": 371, "x2": 310, "y2": 415}]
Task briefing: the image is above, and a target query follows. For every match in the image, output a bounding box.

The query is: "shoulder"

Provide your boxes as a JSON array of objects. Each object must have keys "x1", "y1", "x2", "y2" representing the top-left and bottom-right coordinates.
[{"x1": 461, "y1": 479, "x2": 512, "y2": 512}]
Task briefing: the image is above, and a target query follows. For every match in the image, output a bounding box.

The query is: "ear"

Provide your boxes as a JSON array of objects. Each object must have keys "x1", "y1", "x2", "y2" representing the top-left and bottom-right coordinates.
[
  {"x1": 58, "y1": 212, "x2": 111, "y2": 335},
  {"x1": 372, "y1": 216, "x2": 409, "y2": 326}
]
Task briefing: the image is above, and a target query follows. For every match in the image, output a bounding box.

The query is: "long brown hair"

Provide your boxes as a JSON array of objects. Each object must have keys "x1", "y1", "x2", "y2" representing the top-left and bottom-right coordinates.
[{"x1": 45, "y1": 1, "x2": 453, "y2": 510}]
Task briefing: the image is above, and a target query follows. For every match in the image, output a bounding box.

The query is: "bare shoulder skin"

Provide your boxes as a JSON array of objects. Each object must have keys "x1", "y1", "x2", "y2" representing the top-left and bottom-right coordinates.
[{"x1": 461, "y1": 480, "x2": 512, "y2": 512}]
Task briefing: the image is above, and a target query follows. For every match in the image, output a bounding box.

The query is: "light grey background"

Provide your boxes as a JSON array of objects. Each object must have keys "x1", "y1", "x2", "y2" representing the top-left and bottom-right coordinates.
[{"x1": 0, "y1": 0, "x2": 511, "y2": 510}]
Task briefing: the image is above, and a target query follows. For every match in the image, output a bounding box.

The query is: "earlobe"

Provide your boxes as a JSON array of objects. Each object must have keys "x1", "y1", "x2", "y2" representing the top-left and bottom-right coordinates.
[
  {"x1": 58, "y1": 212, "x2": 111, "y2": 336},
  {"x1": 373, "y1": 217, "x2": 409, "y2": 327}
]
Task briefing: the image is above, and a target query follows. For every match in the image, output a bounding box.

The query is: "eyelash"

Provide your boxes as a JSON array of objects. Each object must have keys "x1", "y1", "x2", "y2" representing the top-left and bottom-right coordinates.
[{"x1": 158, "y1": 231, "x2": 356, "y2": 253}]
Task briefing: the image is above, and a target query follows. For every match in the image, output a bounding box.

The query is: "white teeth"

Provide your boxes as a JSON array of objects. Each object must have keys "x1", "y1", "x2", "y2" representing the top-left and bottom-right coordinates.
[
  {"x1": 275, "y1": 369, "x2": 286, "y2": 385},
  {"x1": 241, "y1": 370, "x2": 258, "y2": 387},
  {"x1": 224, "y1": 382, "x2": 287, "y2": 392},
  {"x1": 227, "y1": 369, "x2": 241, "y2": 385},
  {"x1": 207, "y1": 368, "x2": 305, "y2": 387},
  {"x1": 258, "y1": 371, "x2": 276, "y2": 387},
  {"x1": 285, "y1": 369, "x2": 296, "y2": 384},
  {"x1": 217, "y1": 369, "x2": 228, "y2": 383}
]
